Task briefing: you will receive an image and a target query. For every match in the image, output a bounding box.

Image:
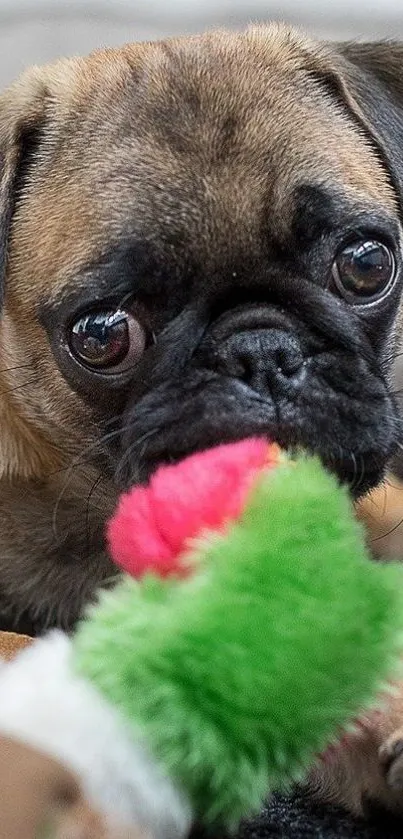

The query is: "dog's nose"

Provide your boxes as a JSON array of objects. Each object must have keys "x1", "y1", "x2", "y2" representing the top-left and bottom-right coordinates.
[{"x1": 216, "y1": 329, "x2": 305, "y2": 395}]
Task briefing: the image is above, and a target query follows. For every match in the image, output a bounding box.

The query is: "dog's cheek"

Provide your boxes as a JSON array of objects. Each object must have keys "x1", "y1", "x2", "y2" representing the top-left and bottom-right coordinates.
[{"x1": 0, "y1": 304, "x2": 107, "y2": 479}]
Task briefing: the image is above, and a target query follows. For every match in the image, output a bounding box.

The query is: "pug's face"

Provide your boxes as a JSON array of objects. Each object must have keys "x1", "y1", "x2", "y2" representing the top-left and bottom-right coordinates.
[{"x1": 1, "y1": 25, "x2": 403, "y2": 631}]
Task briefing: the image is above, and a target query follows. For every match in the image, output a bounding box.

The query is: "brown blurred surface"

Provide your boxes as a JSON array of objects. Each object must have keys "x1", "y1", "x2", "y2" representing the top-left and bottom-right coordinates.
[{"x1": 0, "y1": 630, "x2": 32, "y2": 661}]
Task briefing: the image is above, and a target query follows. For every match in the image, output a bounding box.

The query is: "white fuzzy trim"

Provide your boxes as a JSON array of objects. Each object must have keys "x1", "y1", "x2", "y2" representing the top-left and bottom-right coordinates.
[{"x1": 0, "y1": 632, "x2": 191, "y2": 839}]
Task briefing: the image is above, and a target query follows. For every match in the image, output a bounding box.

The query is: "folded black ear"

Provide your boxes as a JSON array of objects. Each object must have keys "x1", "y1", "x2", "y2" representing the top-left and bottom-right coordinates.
[
  {"x1": 0, "y1": 69, "x2": 48, "y2": 310},
  {"x1": 337, "y1": 40, "x2": 403, "y2": 99},
  {"x1": 326, "y1": 42, "x2": 403, "y2": 475},
  {"x1": 327, "y1": 41, "x2": 403, "y2": 201}
]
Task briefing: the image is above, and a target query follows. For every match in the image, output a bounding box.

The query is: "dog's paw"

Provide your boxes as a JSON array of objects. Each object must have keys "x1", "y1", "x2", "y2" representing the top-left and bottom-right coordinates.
[
  {"x1": 308, "y1": 710, "x2": 403, "y2": 817},
  {"x1": 379, "y1": 729, "x2": 403, "y2": 791}
]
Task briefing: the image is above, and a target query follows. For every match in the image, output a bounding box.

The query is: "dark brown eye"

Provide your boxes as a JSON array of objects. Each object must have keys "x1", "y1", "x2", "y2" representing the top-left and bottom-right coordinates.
[
  {"x1": 331, "y1": 240, "x2": 396, "y2": 302},
  {"x1": 68, "y1": 309, "x2": 147, "y2": 373}
]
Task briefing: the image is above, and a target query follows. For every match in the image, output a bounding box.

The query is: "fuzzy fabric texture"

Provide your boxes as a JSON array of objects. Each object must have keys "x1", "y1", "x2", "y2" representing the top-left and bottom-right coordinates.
[
  {"x1": 75, "y1": 456, "x2": 403, "y2": 831},
  {"x1": 0, "y1": 632, "x2": 191, "y2": 839},
  {"x1": 107, "y1": 438, "x2": 279, "y2": 578},
  {"x1": 193, "y1": 789, "x2": 403, "y2": 839}
]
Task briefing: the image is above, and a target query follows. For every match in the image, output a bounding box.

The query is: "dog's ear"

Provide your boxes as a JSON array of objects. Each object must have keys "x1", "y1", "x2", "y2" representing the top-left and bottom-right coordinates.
[
  {"x1": 0, "y1": 68, "x2": 49, "y2": 309},
  {"x1": 311, "y1": 41, "x2": 403, "y2": 202},
  {"x1": 336, "y1": 41, "x2": 403, "y2": 102},
  {"x1": 321, "y1": 42, "x2": 403, "y2": 477}
]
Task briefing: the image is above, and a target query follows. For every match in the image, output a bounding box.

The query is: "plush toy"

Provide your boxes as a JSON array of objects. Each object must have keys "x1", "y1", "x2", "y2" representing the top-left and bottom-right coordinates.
[{"x1": 0, "y1": 439, "x2": 402, "y2": 839}]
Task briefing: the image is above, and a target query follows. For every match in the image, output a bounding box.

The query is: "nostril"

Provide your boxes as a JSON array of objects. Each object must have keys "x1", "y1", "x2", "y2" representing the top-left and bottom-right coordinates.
[
  {"x1": 217, "y1": 349, "x2": 254, "y2": 382},
  {"x1": 238, "y1": 353, "x2": 255, "y2": 384},
  {"x1": 275, "y1": 348, "x2": 304, "y2": 378}
]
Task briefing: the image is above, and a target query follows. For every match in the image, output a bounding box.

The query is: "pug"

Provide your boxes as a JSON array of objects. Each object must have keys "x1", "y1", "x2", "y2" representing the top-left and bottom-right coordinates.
[{"x1": 2, "y1": 21, "x2": 403, "y2": 818}]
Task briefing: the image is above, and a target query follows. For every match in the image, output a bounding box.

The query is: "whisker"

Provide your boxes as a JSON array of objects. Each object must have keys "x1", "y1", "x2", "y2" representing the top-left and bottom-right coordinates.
[
  {"x1": 115, "y1": 427, "x2": 161, "y2": 484},
  {"x1": 348, "y1": 450, "x2": 358, "y2": 495},
  {"x1": 50, "y1": 417, "x2": 146, "y2": 531},
  {"x1": 364, "y1": 479, "x2": 389, "y2": 517},
  {"x1": 0, "y1": 374, "x2": 49, "y2": 397},
  {"x1": 117, "y1": 290, "x2": 136, "y2": 311},
  {"x1": 85, "y1": 474, "x2": 105, "y2": 557},
  {"x1": 384, "y1": 475, "x2": 403, "y2": 492},
  {"x1": 371, "y1": 515, "x2": 403, "y2": 543},
  {"x1": 0, "y1": 363, "x2": 35, "y2": 374},
  {"x1": 46, "y1": 419, "x2": 130, "y2": 478},
  {"x1": 353, "y1": 453, "x2": 365, "y2": 496}
]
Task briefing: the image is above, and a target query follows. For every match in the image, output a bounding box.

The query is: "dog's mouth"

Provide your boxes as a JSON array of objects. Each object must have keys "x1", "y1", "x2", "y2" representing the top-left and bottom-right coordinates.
[
  {"x1": 112, "y1": 371, "x2": 394, "y2": 500},
  {"x1": 138, "y1": 441, "x2": 384, "y2": 500}
]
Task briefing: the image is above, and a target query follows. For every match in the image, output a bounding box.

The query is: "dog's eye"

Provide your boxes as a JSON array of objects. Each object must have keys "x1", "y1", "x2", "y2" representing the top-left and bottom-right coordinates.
[
  {"x1": 68, "y1": 309, "x2": 147, "y2": 373},
  {"x1": 331, "y1": 240, "x2": 395, "y2": 302}
]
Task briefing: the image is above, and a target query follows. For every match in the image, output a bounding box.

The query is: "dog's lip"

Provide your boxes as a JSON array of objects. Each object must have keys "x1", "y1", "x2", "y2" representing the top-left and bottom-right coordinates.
[
  {"x1": 117, "y1": 378, "x2": 384, "y2": 496},
  {"x1": 128, "y1": 422, "x2": 378, "y2": 498}
]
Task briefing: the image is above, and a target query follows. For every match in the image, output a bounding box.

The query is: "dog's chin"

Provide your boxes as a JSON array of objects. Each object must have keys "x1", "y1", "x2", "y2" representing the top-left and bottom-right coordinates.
[{"x1": 112, "y1": 372, "x2": 398, "y2": 499}]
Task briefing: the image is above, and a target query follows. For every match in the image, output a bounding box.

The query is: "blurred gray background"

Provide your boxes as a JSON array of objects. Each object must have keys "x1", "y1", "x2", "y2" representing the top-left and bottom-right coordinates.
[{"x1": 2, "y1": 0, "x2": 403, "y2": 90}]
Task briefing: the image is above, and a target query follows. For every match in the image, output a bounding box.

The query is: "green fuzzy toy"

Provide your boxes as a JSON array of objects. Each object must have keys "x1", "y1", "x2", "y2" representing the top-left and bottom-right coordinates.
[
  {"x1": 0, "y1": 439, "x2": 402, "y2": 839},
  {"x1": 74, "y1": 440, "x2": 403, "y2": 830}
]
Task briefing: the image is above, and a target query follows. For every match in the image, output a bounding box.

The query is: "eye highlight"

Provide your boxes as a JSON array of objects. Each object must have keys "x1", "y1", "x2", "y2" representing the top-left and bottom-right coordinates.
[
  {"x1": 331, "y1": 239, "x2": 396, "y2": 303},
  {"x1": 68, "y1": 309, "x2": 147, "y2": 373}
]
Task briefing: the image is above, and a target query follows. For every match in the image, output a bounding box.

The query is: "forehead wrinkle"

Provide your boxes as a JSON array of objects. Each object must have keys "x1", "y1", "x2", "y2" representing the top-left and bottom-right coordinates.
[
  {"x1": 69, "y1": 46, "x2": 396, "y2": 214},
  {"x1": 30, "y1": 24, "x2": 397, "y2": 213},
  {"x1": 5, "y1": 23, "x2": 399, "y2": 308}
]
